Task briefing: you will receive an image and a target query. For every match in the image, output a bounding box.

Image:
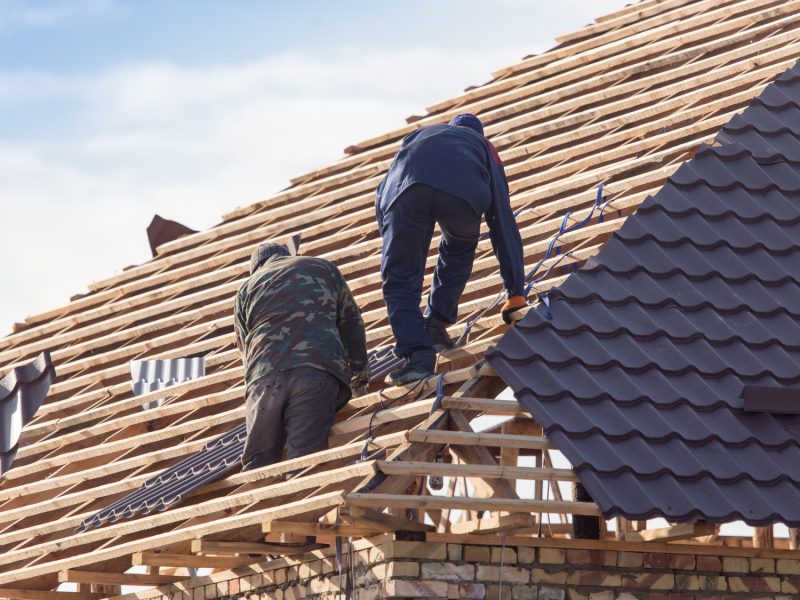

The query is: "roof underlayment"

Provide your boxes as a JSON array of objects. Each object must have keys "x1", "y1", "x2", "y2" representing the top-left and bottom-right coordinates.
[{"x1": 1, "y1": 0, "x2": 800, "y2": 591}]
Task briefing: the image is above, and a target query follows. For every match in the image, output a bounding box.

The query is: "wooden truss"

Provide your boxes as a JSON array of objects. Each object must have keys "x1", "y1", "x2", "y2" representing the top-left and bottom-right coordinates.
[{"x1": 1, "y1": 0, "x2": 799, "y2": 594}]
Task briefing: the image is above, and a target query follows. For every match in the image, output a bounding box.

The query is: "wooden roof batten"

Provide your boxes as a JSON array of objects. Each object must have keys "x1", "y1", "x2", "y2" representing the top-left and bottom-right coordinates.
[{"x1": 1, "y1": 0, "x2": 799, "y2": 594}]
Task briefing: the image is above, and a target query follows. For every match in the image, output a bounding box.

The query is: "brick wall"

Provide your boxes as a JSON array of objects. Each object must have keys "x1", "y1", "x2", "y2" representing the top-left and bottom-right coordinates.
[{"x1": 115, "y1": 538, "x2": 800, "y2": 600}]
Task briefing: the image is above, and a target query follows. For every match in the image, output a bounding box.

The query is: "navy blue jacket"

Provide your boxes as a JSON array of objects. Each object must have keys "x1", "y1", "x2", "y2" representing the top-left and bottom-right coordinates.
[{"x1": 376, "y1": 124, "x2": 525, "y2": 296}]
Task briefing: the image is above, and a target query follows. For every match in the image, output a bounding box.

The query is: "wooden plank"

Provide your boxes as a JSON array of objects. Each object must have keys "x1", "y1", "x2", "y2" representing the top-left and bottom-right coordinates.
[
  {"x1": 90, "y1": 16, "x2": 796, "y2": 290},
  {"x1": 345, "y1": 493, "x2": 602, "y2": 516},
  {"x1": 0, "y1": 435, "x2": 401, "y2": 546},
  {"x1": 330, "y1": 398, "x2": 435, "y2": 436},
  {"x1": 445, "y1": 408, "x2": 519, "y2": 501},
  {"x1": 0, "y1": 464, "x2": 372, "y2": 570},
  {"x1": 32, "y1": 335, "x2": 229, "y2": 409},
  {"x1": 0, "y1": 491, "x2": 346, "y2": 585},
  {"x1": 26, "y1": 25, "x2": 792, "y2": 336},
  {"x1": 19, "y1": 382, "x2": 244, "y2": 458},
  {"x1": 500, "y1": 422, "x2": 521, "y2": 490},
  {"x1": 753, "y1": 526, "x2": 775, "y2": 549},
  {"x1": 2, "y1": 2, "x2": 797, "y2": 589},
  {"x1": 626, "y1": 522, "x2": 718, "y2": 543},
  {"x1": 2, "y1": 262, "x2": 243, "y2": 350},
  {"x1": 190, "y1": 539, "x2": 325, "y2": 556},
  {"x1": 408, "y1": 429, "x2": 553, "y2": 450},
  {"x1": 58, "y1": 570, "x2": 185, "y2": 585},
  {"x1": 361, "y1": 374, "x2": 504, "y2": 501},
  {"x1": 554, "y1": 0, "x2": 696, "y2": 45},
  {"x1": 14, "y1": 41, "x2": 792, "y2": 384},
  {"x1": 441, "y1": 397, "x2": 523, "y2": 415},
  {"x1": 521, "y1": 0, "x2": 704, "y2": 68},
  {"x1": 0, "y1": 590, "x2": 104, "y2": 600},
  {"x1": 523, "y1": 0, "x2": 737, "y2": 70},
  {"x1": 0, "y1": 279, "x2": 240, "y2": 362},
  {"x1": 338, "y1": 506, "x2": 434, "y2": 533},
  {"x1": 8, "y1": 405, "x2": 245, "y2": 478},
  {"x1": 478, "y1": 0, "x2": 791, "y2": 119},
  {"x1": 449, "y1": 512, "x2": 535, "y2": 535},
  {"x1": 133, "y1": 552, "x2": 261, "y2": 569},
  {"x1": 377, "y1": 461, "x2": 575, "y2": 482},
  {"x1": 265, "y1": 521, "x2": 382, "y2": 538},
  {"x1": 349, "y1": 0, "x2": 795, "y2": 152},
  {"x1": 6, "y1": 429, "x2": 401, "y2": 523}
]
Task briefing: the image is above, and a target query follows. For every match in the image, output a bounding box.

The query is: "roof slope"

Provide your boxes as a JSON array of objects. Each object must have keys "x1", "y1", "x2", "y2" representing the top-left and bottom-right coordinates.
[
  {"x1": 1, "y1": 0, "x2": 800, "y2": 590},
  {"x1": 488, "y1": 60, "x2": 800, "y2": 526}
]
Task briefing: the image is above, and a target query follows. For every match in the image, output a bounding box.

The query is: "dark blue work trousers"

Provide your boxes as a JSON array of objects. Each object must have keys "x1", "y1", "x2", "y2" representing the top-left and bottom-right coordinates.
[{"x1": 378, "y1": 184, "x2": 480, "y2": 357}]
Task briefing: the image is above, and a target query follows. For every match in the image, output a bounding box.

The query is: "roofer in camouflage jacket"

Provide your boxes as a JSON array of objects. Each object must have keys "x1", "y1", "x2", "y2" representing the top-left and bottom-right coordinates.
[{"x1": 234, "y1": 242, "x2": 369, "y2": 471}]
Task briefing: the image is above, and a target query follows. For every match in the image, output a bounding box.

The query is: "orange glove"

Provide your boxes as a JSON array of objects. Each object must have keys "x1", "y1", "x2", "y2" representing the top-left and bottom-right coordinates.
[{"x1": 501, "y1": 295, "x2": 528, "y2": 324}]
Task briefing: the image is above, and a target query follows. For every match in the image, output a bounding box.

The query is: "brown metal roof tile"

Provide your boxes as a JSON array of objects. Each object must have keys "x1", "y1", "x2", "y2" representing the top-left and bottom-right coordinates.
[{"x1": 488, "y1": 60, "x2": 800, "y2": 527}]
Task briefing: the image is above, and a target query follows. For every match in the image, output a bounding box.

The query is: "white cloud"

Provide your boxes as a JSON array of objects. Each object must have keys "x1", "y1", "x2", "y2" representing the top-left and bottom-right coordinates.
[
  {"x1": 0, "y1": 45, "x2": 533, "y2": 331},
  {"x1": 0, "y1": 0, "x2": 119, "y2": 30}
]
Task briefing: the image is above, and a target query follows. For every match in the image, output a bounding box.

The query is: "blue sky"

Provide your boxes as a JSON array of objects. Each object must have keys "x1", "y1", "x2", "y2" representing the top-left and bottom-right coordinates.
[{"x1": 0, "y1": 0, "x2": 628, "y2": 332}]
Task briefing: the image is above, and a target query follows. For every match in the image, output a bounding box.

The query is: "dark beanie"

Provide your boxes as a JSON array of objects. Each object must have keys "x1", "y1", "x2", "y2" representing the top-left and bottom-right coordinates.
[
  {"x1": 250, "y1": 242, "x2": 290, "y2": 274},
  {"x1": 448, "y1": 113, "x2": 484, "y2": 135}
]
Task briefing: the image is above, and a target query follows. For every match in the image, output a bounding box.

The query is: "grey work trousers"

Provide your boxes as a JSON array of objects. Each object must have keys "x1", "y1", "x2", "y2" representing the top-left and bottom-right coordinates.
[{"x1": 241, "y1": 367, "x2": 347, "y2": 471}]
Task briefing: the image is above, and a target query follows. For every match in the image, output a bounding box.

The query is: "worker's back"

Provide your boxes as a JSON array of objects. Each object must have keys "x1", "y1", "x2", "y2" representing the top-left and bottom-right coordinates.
[
  {"x1": 377, "y1": 124, "x2": 498, "y2": 216},
  {"x1": 234, "y1": 255, "x2": 358, "y2": 387}
]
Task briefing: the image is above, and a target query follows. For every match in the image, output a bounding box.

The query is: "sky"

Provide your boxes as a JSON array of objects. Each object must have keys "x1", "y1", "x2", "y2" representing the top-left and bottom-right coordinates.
[{"x1": 0, "y1": 0, "x2": 631, "y2": 333}]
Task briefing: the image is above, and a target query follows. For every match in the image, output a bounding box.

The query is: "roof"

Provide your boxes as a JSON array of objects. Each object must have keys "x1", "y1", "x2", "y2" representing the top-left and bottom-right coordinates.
[
  {"x1": 487, "y1": 60, "x2": 800, "y2": 527},
  {"x1": 1, "y1": 0, "x2": 800, "y2": 590}
]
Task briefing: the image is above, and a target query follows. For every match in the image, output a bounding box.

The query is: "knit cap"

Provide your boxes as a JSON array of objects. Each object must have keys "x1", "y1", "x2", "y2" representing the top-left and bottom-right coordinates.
[{"x1": 249, "y1": 242, "x2": 290, "y2": 274}]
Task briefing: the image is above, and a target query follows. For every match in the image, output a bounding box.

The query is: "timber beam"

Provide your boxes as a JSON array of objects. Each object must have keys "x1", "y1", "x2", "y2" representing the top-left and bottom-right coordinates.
[
  {"x1": 0, "y1": 590, "x2": 105, "y2": 600},
  {"x1": 345, "y1": 493, "x2": 602, "y2": 516},
  {"x1": 58, "y1": 570, "x2": 186, "y2": 585},
  {"x1": 265, "y1": 520, "x2": 382, "y2": 538},
  {"x1": 626, "y1": 522, "x2": 719, "y2": 543},
  {"x1": 190, "y1": 539, "x2": 326, "y2": 556},
  {"x1": 339, "y1": 506, "x2": 434, "y2": 533},
  {"x1": 132, "y1": 552, "x2": 263, "y2": 569}
]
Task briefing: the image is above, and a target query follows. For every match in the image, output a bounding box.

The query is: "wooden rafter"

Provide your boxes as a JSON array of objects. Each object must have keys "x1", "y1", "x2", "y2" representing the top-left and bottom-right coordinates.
[{"x1": 1, "y1": 0, "x2": 798, "y2": 589}]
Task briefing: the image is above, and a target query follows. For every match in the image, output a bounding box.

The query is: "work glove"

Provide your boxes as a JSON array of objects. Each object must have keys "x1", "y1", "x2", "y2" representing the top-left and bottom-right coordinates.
[
  {"x1": 350, "y1": 368, "x2": 370, "y2": 398},
  {"x1": 501, "y1": 295, "x2": 528, "y2": 324}
]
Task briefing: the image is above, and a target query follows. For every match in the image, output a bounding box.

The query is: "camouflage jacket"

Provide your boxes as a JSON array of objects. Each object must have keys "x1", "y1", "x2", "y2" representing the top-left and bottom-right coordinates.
[{"x1": 234, "y1": 255, "x2": 368, "y2": 391}]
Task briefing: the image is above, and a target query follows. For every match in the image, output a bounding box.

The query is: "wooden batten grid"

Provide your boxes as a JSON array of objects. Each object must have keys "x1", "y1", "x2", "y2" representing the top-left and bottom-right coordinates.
[{"x1": 0, "y1": 0, "x2": 798, "y2": 593}]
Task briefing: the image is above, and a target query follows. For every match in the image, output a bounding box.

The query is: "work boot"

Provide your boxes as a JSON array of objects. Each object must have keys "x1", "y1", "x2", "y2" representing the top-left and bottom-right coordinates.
[
  {"x1": 424, "y1": 317, "x2": 455, "y2": 352},
  {"x1": 386, "y1": 348, "x2": 436, "y2": 385}
]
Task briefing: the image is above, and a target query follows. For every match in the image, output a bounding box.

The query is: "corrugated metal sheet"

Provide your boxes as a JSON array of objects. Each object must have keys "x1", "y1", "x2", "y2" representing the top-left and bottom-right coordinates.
[
  {"x1": 130, "y1": 356, "x2": 205, "y2": 409},
  {"x1": 0, "y1": 351, "x2": 55, "y2": 477},
  {"x1": 78, "y1": 423, "x2": 246, "y2": 531},
  {"x1": 487, "y1": 61, "x2": 800, "y2": 527}
]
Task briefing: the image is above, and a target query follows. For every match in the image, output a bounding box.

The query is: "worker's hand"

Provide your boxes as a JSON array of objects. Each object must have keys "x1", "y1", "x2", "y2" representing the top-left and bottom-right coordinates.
[
  {"x1": 501, "y1": 295, "x2": 528, "y2": 324},
  {"x1": 350, "y1": 368, "x2": 370, "y2": 398}
]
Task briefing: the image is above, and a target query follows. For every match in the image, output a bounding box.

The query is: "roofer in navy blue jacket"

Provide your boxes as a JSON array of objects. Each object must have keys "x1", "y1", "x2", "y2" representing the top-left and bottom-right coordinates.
[{"x1": 376, "y1": 113, "x2": 526, "y2": 384}]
